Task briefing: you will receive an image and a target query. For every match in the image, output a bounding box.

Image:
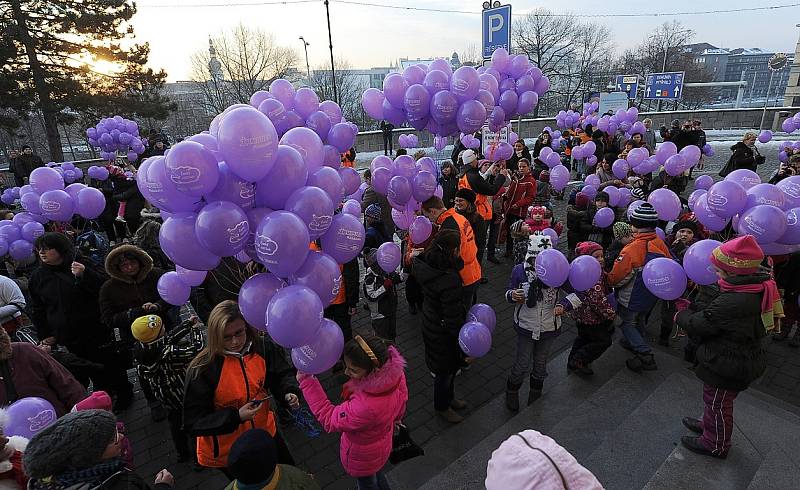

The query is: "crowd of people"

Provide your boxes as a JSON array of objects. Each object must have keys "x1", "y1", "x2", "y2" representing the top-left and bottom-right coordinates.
[{"x1": 0, "y1": 113, "x2": 794, "y2": 489}]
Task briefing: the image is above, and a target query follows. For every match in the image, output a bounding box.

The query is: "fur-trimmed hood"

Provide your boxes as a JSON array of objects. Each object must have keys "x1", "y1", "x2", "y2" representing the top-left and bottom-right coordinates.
[
  {"x1": 345, "y1": 345, "x2": 406, "y2": 396},
  {"x1": 104, "y1": 245, "x2": 154, "y2": 284}
]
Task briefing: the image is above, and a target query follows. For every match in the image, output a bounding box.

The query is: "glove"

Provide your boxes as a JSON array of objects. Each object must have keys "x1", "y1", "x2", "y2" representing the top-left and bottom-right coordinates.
[{"x1": 383, "y1": 278, "x2": 393, "y2": 289}]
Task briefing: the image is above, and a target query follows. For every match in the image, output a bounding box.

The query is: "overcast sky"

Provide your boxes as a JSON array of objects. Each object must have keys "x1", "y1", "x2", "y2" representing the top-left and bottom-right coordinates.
[{"x1": 131, "y1": 0, "x2": 800, "y2": 82}]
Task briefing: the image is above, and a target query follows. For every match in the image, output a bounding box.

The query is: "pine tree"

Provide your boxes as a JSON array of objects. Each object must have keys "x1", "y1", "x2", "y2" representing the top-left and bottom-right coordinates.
[{"x1": 2, "y1": 0, "x2": 174, "y2": 160}]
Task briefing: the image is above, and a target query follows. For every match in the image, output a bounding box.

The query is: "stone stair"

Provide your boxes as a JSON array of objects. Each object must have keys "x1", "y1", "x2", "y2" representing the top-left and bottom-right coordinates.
[{"x1": 387, "y1": 343, "x2": 800, "y2": 489}]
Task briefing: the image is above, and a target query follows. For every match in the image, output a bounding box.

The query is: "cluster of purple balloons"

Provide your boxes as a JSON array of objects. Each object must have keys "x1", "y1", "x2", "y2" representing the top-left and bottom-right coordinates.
[
  {"x1": 86, "y1": 115, "x2": 145, "y2": 162},
  {"x1": 459, "y1": 303, "x2": 496, "y2": 357},
  {"x1": 145, "y1": 89, "x2": 369, "y2": 374},
  {"x1": 596, "y1": 107, "x2": 644, "y2": 140},
  {"x1": 778, "y1": 140, "x2": 800, "y2": 163},
  {"x1": 87, "y1": 165, "x2": 110, "y2": 181},
  {"x1": 362, "y1": 47, "x2": 548, "y2": 139},
  {"x1": 533, "y1": 247, "x2": 602, "y2": 292},
  {"x1": 781, "y1": 112, "x2": 800, "y2": 133},
  {"x1": 369, "y1": 154, "x2": 441, "y2": 227},
  {"x1": 244, "y1": 79, "x2": 358, "y2": 159},
  {"x1": 398, "y1": 133, "x2": 419, "y2": 149}
]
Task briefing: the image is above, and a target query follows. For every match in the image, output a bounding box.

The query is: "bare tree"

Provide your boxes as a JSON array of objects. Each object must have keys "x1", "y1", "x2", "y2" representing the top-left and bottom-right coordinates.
[
  {"x1": 459, "y1": 43, "x2": 482, "y2": 66},
  {"x1": 307, "y1": 59, "x2": 373, "y2": 130},
  {"x1": 190, "y1": 24, "x2": 298, "y2": 113}
]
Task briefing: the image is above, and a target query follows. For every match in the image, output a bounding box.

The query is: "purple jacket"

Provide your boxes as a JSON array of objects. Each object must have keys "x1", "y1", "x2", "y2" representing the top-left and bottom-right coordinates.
[{"x1": 300, "y1": 346, "x2": 408, "y2": 477}]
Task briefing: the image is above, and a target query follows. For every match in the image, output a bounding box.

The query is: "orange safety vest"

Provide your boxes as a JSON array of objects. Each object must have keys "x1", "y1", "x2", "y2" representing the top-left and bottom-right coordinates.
[
  {"x1": 310, "y1": 242, "x2": 346, "y2": 305},
  {"x1": 196, "y1": 353, "x2": 276, "y2": 467},
  {"x1": 437, "y1": 208, "x2": 480, "y2": 286},
  {"x1": 458, "y1": 174, "x2": 492, "y2": 221}
]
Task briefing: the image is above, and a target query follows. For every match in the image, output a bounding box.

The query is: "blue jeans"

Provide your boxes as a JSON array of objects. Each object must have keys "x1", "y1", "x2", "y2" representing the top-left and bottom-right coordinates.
[
  {"x1": 357, "y1": 470, "x2": 390, "y2": 490},
  {"x1": 617, "y1": 304, "x2": 651, "y2": 354},
  {"x1": 509, "y1": 330, "x2": 556, "y2": 385}
]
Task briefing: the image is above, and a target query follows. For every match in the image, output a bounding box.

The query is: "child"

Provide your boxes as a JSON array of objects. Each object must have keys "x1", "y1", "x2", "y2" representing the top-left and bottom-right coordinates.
[
  {"x1": 0, "y1": 409, "x2": 28, "y2": 489},
  {"x1": 676, "y1": 236, "x2": 773, "y2": 458},
  {"x1": 72, "y1": 391, "x2": 134, "y2": 469},
  {"x1": 132, "y1": 315, "x2": 205, "y2": 462},
  {"x1": 225, "y1": 429, "x2": 319, "y2": 490},
  {"x1": 362, "y1": 249, "x2": 401, "y2": 341},
  {"x1": 659, "y1": 220, "x2": 698, "y2": 346},
  {"x1": 605, "y1": 221, "x2": 633, "y2": 270},
  {"x1": 364, "y1": 204, "x2": 391, "y2": 250},
  {"x1": 557, "y1": 242, "x2": 616, "y2": 376},
  {"x1": 532, "y1": 170, "x2": 553, "y2": 209},
  {"x1": 566, "y1": 192, "x2": 590, "y2": 258},
  {"x1": 298, "y1": 335, "x2": 408, "y2": 488},
  {"x1": 504, "y1": 234, "x2": 562, "y2": 411},
  {"x1": 581, "y1": 191, "x2": 614, "y2": 250}
]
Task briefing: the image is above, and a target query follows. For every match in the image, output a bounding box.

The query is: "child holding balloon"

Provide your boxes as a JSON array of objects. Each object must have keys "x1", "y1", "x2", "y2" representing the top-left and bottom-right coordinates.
[
  {"x1": 504, "y1": 233, "x2": 562, "y2": 412},
  {"x1": 362, "y1": 249, "x2": 401, "y2": 341}
]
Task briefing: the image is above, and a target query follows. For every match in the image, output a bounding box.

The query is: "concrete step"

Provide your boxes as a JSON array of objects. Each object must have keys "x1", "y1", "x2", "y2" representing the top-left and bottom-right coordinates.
[
  {"x1": 747, "y1": 446, "x2": 800, "y2": 490},
  {"x1": 582, "y1": 373, "x2": 699, "y2": 490},
  {"x1": 396, "y1": 344, "x2": 635, "y2": 490}
]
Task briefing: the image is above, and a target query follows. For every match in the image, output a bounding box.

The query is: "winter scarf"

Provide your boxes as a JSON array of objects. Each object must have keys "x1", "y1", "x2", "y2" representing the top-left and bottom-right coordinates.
[
  {"x1": 28, "y1": 459, "x2": 126, "y2": 490},
  {"x1": 717, "y1": 277, "x2": 783, "y2": 331}
]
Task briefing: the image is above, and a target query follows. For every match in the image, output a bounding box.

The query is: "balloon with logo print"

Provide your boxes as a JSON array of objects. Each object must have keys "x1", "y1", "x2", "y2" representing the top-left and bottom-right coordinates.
[
  {"x1": 643, "y1": 257, "x2": 687, "y2": 300},
  {"x1": 534, "y1": 249, "x2": 569, "y2": 287},
  {"x1": 238, "y1": 272, "x2": 286, "y2": 330},
  {"x1": 284, "y1": 186, "x2": 335, "y2": 240},
  {"x1": 291, "y1": 318, "x2": 345, "y2": 374},
  {"x1": 320, "y1": 213, "x2": 365, "y2": 264},
  {"x1": 289, "y1": 251, "x2": 342, "y2": 307},
  {"x1": 4, "y1": 397, "x2": 57, "y2": 439},
  {"x1": 683, "y1": 240, "x2": 722, "y2": 285},
  {"x1": 194, "y1": 201, "x2": 250, "y2": 257},
  {"x1": 265, "y1": 285, "x2": 323, "y2": 348},
  {"x1": 254, "y1": 210, "x2": 310, "y2": 277},
  {"x1": 467, "y1": 303, "x2": 496, "y2": 332},
  {"x1": 458, "y1": 322, "x2": 492, "y2": 357}
]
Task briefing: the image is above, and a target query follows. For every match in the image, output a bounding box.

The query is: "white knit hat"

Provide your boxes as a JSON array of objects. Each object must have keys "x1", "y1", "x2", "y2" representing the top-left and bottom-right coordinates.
[{"x1": 462, "y1": 149, "x2": 478, "y2": 165}]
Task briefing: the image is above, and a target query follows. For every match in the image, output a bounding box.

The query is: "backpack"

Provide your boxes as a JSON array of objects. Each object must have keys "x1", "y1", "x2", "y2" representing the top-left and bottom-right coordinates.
[{"x1": 75, "y1": 229, "x2": 110, "y2": 268}]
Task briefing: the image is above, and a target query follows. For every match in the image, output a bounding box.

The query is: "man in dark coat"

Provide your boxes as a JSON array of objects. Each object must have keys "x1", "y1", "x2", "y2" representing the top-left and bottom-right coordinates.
[
  {"x1": 380, "y1": 120, "x2": 394, "y2": 156},
  {"x1": 14, "y1": 145, "x2": 43, "y2": 183},
  {"x1": 6, "y1": 149, "x2": 23, "y2": 187}
]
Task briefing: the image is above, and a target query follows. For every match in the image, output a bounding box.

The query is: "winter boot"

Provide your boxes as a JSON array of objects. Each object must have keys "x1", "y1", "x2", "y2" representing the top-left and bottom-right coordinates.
[
  {"x1": 626, "y1": 352, "x2": 658, "y2": 372},
  {"x1": 681, "y1": 436, "x2": 727, "y2": 459},
  {"x1": 528, "y1": 378, "x2": 544, "y2": 405},
  {"x1": 505, "y1": 380, "x2": 521, "y2": 412},
  {"x1": 436, "y1": 408, "x2": 464, "y2": 424},
  {"x1": 567, "y1": 358, "x2": 594, "y2": 376},
  {"x1": 682, "y1": 417, "x2": 703, "y2": 434}
]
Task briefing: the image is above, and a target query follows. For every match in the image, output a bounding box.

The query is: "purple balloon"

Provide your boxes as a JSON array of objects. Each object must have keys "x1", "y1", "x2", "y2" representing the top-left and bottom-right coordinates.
[
  {"x1": 20, "y1": 221, "x2": 44, "y2": 242},
  {"x1": 285, "y1": 186, "x2": 335, "y2": 240},
  {"x1": 569, "y1": 255, "x2": 602, "y2": 291},
  {"x1": 738, "y1": 205, "x2": 787, "y2": 244},
  {"x1": 695, "y1": 175, "x2": 714, "y2": 190},
  {"x1": 707, "y1": 180, "x2": 747, "y2": 218},
  {"x1": 534, "y1": 248, "x2": 569, "y2": 287},
  {"x1": 306, "y1": 110, "x2": 332, "y2": 141},
  {"x1": 746, "y1": 183, "x2": 785, "y2": 210},
  {"x1": 29, "y1": 167, "x2": 64, "y2": 194},
  {"x1": 293, "y1": 87, "x2": 320, "y2": 119},
  {"x1": 289, "y1": 251, "x2": 342, "y2": 306},
  {"x1": 456, "y1": 100, "x2": 487, "y2": 135},
  {"x1": 550, "y1": 165, "x2": 569, "y2": 192},
  {"x1": 174, "y1": 265, "x2": 207, "y2": 287},
  {"x1": 423, "y1": 69, "x2": 450, "y2": 96},
  {"x1": 758, "y1": 130, "x2": 773, "y2": 144},
  {"x1": 582, "y1": 185, "x2": 598, "y2": 200},
  {"x1": 342, "y1": 199, "x2": 361, "y2": 217},
  {"x1": 695, "y1": 194, "x2": 729, "y2": 232},
  {"x1": 664, "y1": 154, "x2": 687, "y2": 177},
  {"x1": 467, "y1": 303, "x2": 496, "y2": 332},
  {"x1": 459, "y1": 322, "x2": 492, "y2": 357},
  {"x1": 74, "y1": 187, "x2": 105, "y2": 219},
  {"x1": 409, "y1": 215, "x2": 432, "y2": 244},
  {"x1": 39, "y1": 190, "x2": 73, "y2": 222},
  {"x1": 205, "y1": 162, "x2": 255, "y2": 209},
  {"x1": 328, "y1": 123, "x2": 356, "y2": 153},
  {"x1": 593, "y1": 207, "x2": 614, "y2": 228},
  {"x1": 393, "y1": 155, "x2": 417, "y2": 180},
  {"x1": 160, "y1": 213, "x2": 221, "y2": 271},
  {"x1": 450, "y1": 66, "x2": 480, "y2": 103},
  {"x1": 254, "y1": 210, "x2": 310, "y2": 277},
  {"x1": 655, "y1": 141, "x2": 677, "y2": 165},
  {"x1": 8, "y1": 240, "x2": 33, "y2": 261},
  {"x1": 0, "y1": 224, "x2": 20, "y2": 244},
  {"x1": 307, "y1": 167, "x2": 345, "y2": 204},
  {"x1": 778, "y1": 208, "x2": 800, "y2": 245},
  {"x1": 239, "y1": 272, "x2": 286, "y2": 330},
  {"x1": 688, "y1": 189, "x2": 706, "y2": 211},
  {"x1": 404, "y1": 84, "x2": 431, "y2": 119},
  {"x1": 684, "y1": 239, "x2": 723, "y2": 285},
  {"x1": 725, "y1": 169, "x2": 761, "y2": 190},
  {"x1": 4, "y1": 397, "x2": 56, "y2": 439},
  {"x1": 218, "y1": 107, "x2": 279, "y2": 182},
  {"x1": 362, "y1": 88, "x2": 386, "y2": 120},
  {"x1": 164, "y1": 141, "x2": 220, "y2": 196},
  {"x1": 778, "y1": 176, "x2": 800, "y2": 209},
  {"x1": 195, "y1": 201, "x2": 250, "y2": 257},
  {"x1": 266, "y1": 285, "x2": 323, "y2": 348},
  {"x1": 387, "y1": 176, "x2": 412, "y2": 208},
  {"x1": 643, "y1": 257, "x2": 687, "y2": 300},
  {"x1": 319, "y1": 100, "x2": 343, "y2": 124},
  {"x1": 498, "y1": 90, "x2": 518, "y2": 117},
  {"x1": 648, "y1": 188, "x2": 682, "y2": 221},
  {"x1": 280, "y1": 127, "x2": 324, "y2": 174},
  {"x1": 320, "y1": 213, "x2": 365, "y2": 263},
  {"x1": 430, "y1": 91, "x2": 458, "y2": 125},
  {"x1": 339, "y1": 167, "x2": 361, "y2": 196},
  {"x1": 392, "y1": 207, "x2": 414, "y2": 230},
  {"x1": 254, "y1": 145, "x2": 307, "y2": 210},
  {"x1": 517, "y1": 91, "x2": 539, "y2": 115},
  {"x1": 157, "y1": 271, "x2": 191, "y2": 306},
  {"x1": 604, "y1": 186, "x2": 621, "y2": 207},
  {"x1": 291, "y1": 318, "x2": 345, "y2": 374},
  {"x1": 383, "y1": 73, "x2": 409, "y2": 109},
  {"x1": 372, "y1": 167, "x2": 392, "y2": 195},
  {"x1": 411, "y1": 171, "x2": 437, "y2": 202},
  {"x1": 376, "y1": 242, "x2": 402, "y2": 273}
]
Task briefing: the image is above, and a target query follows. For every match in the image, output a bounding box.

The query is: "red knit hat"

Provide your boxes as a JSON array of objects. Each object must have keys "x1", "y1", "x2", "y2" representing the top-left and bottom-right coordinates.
[
  {"x1": 710, "y1": 235, "x2": 764, "y2": 275},
  {"x1": 575, "y1": 192, "x2": 590, "y2": 210},
  {"x1": 575, "y1": 241, "x2": 603, "y2": 257},
  {"x1": 73, "y1": 391, "x2": 112, "y2": 412}
]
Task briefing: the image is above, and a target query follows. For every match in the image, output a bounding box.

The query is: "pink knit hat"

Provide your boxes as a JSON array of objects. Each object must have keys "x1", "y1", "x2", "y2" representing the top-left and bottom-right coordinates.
[
  {"x1": 710, "y1": 235, "x2": 764, "y2": 275},
  {"x1": 485, "y1": 430, "x2": 603, "y2": 490},
  {"x1": 72, "y1": 391, "x2": 112, "y2": 412}
]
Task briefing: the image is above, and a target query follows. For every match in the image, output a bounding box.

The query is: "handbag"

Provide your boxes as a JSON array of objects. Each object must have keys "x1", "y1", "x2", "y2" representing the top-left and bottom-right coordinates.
[
  {"x1": 389, "y1": 423, "x2": 424, "y2": 464},
  {"x1": 718, "y1": 155, "x2": 735, "y2": 177}
]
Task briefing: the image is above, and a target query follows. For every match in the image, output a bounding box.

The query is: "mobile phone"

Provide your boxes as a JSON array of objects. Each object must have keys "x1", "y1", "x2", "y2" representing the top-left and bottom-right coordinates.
[{"x1": 250, "y1": 397, "x2": 269, "y2": 407}]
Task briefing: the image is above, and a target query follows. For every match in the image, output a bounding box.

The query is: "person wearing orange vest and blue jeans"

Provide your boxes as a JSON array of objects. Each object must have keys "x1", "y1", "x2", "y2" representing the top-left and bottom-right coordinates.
[
  {"x1": 183, "y1": 301, "x2": 301, "y2": 479},
  {"x1": 421, "y1": 196, "x2": 480, "y2": 308},
  {"x1": 458, "y1": 149, "x2": 508, "y2": 282}
]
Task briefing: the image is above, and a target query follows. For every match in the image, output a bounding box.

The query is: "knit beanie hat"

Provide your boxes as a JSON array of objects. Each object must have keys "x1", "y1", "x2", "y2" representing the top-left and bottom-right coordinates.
[
  {"x1": 462, "y1": 149, "x2": 478, "y2": 165},
  {"x1": 631, "y1": 187, "x2": 646, "y2": 200},
  {"x1": 485, "y1": 430, "x2": 603, "y2": 490},
  {"x1": 228, "y1": 429, "x2": 278, "y2": 485},
  {"x1": 131, "y1": 314, "x2": 164, "y2": 344},
  {"x1": 710, "y1": 235, "x2": 764, "y2": 275},
  {"x1": 575, "y1": 241, "x2": 603, "y2": 257},
  {"x1": 613, "y1": 221, "x2": 633, "y2": 241},
  {"x1": 630, "y1": 202, "x2": 659, "y2": 229},
  {"x1": 672, "y1": 220, "x2": 698, "y2": 236},
  {"x1": 365, "y1": 203, "x2": 382, "y2": 221},
  {"x1": 72, "y1": 391, "x2": 112, "y2": 412},
  {"x1": 574, "y1": 192, "x2": 590, "y2": 210},
  {"x1": 510, "y1": 220, "x2": 526, "y2": 237},
  {"x1": 23, "y1": 410, "x2": 117, "y2": 479},
  {"x1": 455, "y1": 188, "x2": 477, "y2": 204},
  {"x1": 539, "y1": 170, "x2": 550, "y2": 183}
]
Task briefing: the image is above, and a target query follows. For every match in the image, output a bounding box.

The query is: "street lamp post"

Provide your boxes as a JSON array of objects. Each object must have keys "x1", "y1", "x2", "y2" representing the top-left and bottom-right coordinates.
[
  {"x1": 299, "y1": 36, "x2": 311, "y2": 80},
  {"x1": 324, "y1": 0, "x2": 339, "y2": 104}
]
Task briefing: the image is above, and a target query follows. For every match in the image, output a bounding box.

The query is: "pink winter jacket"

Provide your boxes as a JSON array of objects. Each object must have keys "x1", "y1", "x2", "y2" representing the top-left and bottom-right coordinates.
[{"x1": 299, "y1": 346, "x2": 408, "y2": 477}]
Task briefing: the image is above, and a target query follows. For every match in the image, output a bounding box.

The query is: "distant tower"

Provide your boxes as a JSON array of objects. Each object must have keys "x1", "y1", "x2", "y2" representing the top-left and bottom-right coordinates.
[
  {"x1": 208, "y1": 37, "x2": 223, "y2": 82},
  {"x1": 451, "y1": 52, "x2": 461, "y2": 69}
]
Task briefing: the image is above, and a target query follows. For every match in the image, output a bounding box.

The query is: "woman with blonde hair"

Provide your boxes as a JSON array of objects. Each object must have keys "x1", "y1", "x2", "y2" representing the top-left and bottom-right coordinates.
[
  {"x1": 727, "y1": 131, "x2": 764, "y2": 173},
  {"x1": 183, "y1": 300, "x2": 301, "y2": 478}
]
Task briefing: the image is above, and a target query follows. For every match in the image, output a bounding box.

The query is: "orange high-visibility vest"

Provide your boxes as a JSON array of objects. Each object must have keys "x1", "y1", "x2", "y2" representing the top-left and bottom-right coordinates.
[
  {"x1": 459, "y1": 174, "x2": 492, "y2": 221},
  {"x1": 437, "y1": 208, "x2": 480, "y2": 286}
]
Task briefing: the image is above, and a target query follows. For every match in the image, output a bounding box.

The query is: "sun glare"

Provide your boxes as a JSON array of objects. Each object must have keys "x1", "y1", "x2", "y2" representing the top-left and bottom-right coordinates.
[{"x1": 86, "y1": 59, "x2": 124, "y2": 77}]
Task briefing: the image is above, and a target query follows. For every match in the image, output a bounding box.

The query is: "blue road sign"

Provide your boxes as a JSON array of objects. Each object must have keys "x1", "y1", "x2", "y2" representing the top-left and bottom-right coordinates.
[
  {"x1": 483, "y1": 5, "x2": 512, "y2": 60},
  {"x1": 644, "y1": 72, "x2": 685, "y2": 100},
  {"x1": 615, "y1": 75, "x2": 639, "y2": 100}
]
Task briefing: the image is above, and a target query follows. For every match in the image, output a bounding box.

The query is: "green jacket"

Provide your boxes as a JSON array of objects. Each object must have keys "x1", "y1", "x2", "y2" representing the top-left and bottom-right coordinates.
[{"x1": 224, "y1": 464, "x2": 320, "y2": 490}]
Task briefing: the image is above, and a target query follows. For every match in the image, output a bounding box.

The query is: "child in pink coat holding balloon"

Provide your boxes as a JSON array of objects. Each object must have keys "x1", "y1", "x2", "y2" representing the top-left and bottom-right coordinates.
[{"x1": 298, "y1": 335, "x2": 408, "y2": 489}]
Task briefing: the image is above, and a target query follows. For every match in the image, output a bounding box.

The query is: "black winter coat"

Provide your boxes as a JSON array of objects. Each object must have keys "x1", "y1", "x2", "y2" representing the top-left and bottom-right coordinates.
[
  {"x1": 439, "y1": 174, "x2": 459, "y2": 209},
  {"x1": 579, "y1": 205, "x2": 614, "y2": 250},
  {"x1": 676, "y1": 273, "x2": 768, "y2": 391},
  {"x1": 730, "y1": 142, "x2": 763, "y2": 173},
  {"x1": 566, "y1": 205, "x2": 589, "y2": 249},
  {"x1": 507, "y1": 147, "x2": 532, "y2": 173},
  {"x1": 28, "y1": 257, "x2": 111, "y2": 351},
  {"x1": 412, "y1": 255, "x2": 466, "y2": 374}
]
